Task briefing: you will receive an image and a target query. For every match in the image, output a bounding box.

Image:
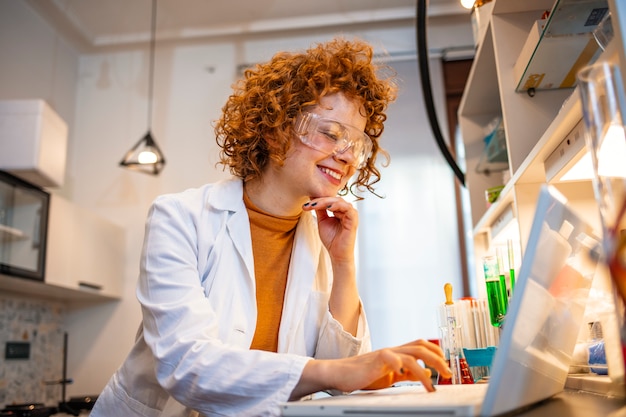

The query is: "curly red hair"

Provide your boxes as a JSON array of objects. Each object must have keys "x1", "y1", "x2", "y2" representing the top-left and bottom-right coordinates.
[{"x1": 214, "y1": 37, "x2": 397, "y2": 198}]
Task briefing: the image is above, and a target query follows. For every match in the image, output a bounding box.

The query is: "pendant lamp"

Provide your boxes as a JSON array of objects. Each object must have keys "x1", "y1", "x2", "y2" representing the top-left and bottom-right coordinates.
[{"x1": 120, "y1": 0, "x2": 166, "y2": 175}]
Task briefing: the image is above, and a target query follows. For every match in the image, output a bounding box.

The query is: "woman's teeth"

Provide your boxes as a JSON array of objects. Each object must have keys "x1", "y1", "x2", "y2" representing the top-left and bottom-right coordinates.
[{"x1": 320, "y1": 167, "x2": 341, "y2": 180}]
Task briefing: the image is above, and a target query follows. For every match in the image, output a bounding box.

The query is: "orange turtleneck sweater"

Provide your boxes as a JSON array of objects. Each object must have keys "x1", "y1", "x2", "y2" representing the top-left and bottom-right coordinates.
[{"x1": 244, "y1": 192, "x2": 300, "y2": 352}]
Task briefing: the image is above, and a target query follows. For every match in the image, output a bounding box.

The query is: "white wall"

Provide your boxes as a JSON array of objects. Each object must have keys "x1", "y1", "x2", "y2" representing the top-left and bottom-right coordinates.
[
  {"x1": 0, "y1": 1, "x2": 472, "y2": 397},
  {"x1": 358, "y1": 58, "x2": 462, "y2": 349}
]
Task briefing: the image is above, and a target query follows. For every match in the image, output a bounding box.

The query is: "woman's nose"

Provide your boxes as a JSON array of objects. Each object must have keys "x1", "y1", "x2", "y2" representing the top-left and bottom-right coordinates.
[{"x1": 333, "y1": 147, "x2": 358, "y2": 167}]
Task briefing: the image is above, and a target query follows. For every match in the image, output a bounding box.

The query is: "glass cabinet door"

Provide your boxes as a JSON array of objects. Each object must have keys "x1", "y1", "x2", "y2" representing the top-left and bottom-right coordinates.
[{"x1": 0, "y1": 170, "x2": 49, "y2": 281}]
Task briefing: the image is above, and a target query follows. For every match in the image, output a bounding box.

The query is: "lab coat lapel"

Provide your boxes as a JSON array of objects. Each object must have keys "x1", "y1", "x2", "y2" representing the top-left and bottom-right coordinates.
[
  {"x1": 209, "y1": 179, "x2": 255, "y2": 282},
  {"x1": 279, "y1": 212, "x2": 324, "y2": 353},
  {"x1": 226, "y1": 209, "x2": 255, "y2": 281}
]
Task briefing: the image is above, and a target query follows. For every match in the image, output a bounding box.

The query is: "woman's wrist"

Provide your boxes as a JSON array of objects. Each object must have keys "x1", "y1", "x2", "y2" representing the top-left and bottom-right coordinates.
[
  {"x1": 329, "y1": 269, "x2": 360, "y2": 336},
  {"x1": 290, "y1": 359, "x2": 335, "y2": 400}
]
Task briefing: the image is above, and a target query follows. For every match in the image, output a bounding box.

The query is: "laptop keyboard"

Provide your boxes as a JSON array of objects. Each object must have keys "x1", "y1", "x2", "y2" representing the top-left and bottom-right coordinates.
[{"x1": 345, "y1": 383, "x2": 489, "y2": 406}]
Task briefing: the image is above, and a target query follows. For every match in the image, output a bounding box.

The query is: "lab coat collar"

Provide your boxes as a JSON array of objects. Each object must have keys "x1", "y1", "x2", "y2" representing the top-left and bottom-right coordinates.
[
  {"x1": 207, "y1": 178, "x2": 245, "y2": 212},
  {"x1": 207, "y1": 178, "x2": 255, "y2": 282}
]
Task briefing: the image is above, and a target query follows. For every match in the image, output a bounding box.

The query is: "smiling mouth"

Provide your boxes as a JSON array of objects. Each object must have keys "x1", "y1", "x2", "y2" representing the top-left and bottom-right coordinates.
[{"x1": 319, "y1": 166, "x2": 342, "y2": 181}]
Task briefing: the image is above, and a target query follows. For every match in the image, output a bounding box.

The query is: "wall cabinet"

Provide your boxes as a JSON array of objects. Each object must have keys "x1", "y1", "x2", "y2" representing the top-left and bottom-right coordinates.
[
  {"x1": 0, "y1": 100, "x2": 68, "y2": 188},
  {"x1": 0, "y1": 193, "x2": 124, "y2": 305},
  {"x1": 459, "y1": 0, "x2": 620, "y2": 296},
  {"x1": 45, "y1": 194, "x2": 125, "y2": 300},
  {"x1": 0, "y1": 170, "x2": 49, "y2": 281}
]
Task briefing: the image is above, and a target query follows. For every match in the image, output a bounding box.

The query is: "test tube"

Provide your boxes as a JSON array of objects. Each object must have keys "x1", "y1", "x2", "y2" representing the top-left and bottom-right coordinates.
[
  {"x1": 496, "y1": 246, "x2": 509, "y2": 309},
  {"x1": 483, "y1": 255, "x2": 506, "y2": 327},
  {"x1": 508, "y1": 239, "x2": 516, "y2": 295},
  {"x1": 437, "y1": 283, "x2": 474, "y2": 385}
]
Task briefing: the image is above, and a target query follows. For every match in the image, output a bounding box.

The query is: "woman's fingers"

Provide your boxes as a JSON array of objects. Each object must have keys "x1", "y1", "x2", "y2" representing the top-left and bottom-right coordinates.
[
  {"x1": 399, "y1": 353, "x2": 437, "y2": 391},
  {"x1": 363, "y1": 351, "x2": 436, "y2": 391},
  {"x1": 400, "y1": 339, "x2": 446, "y2": 358},
  {"x1": 302, "y1": 196, "x2": 358, "y2": 261},
  {"x1": 303, "y1": 197, "x2": 356, "y2": 224},
  {"x1": 387, "y1": 340, "x2": 448, "y2": 364},
  {"x1": 384, "y1": 342, "x2": 453, "y2": 388},
  {"x1": 332, "y1": 342, "x2": 452, "y2": 393},
  {"x1": 394, "y1": 340, "x2": 451, "y2": 376},
  {"x1": 303, "y1": 196, "x2": 352, "y2": 210},
  {"x1": 388, "y1": 348, "x2": 439, "y2": 390}
]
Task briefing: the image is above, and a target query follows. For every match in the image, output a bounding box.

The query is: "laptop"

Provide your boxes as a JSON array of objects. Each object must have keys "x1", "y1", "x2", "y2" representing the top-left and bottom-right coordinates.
[{"x1": 281, "y1": 185, "x2": 600, "y2": 417}]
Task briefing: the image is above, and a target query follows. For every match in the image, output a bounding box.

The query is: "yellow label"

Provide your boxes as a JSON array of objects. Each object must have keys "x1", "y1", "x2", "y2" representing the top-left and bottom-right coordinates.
[
  {"x1": 560, "y1": 39, "x2": 600, "y2": 88},
  {"x1": 523, "y1": 73, "x2": 545, "y2": 90}
]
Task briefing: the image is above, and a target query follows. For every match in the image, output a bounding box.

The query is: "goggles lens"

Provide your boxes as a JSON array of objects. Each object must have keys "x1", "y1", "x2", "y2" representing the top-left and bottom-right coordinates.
[{"x1": 294, "y1": 112, "x2": 372, "y2": 168}]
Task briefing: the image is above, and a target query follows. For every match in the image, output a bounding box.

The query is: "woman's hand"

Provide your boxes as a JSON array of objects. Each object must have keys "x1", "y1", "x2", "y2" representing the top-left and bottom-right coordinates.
[
  {"x1": 303, "y1": 196, "x2": 360, "y2": 335},
  {"x1": 291, "y1": 339, "x2": 452, "y2": 400},
  {"x1": 303, "y1": 197, "x2": 358, "y2": 264}
]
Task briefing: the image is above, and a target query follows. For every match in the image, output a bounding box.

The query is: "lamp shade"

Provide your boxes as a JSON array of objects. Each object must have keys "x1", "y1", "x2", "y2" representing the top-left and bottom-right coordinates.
[{"x1": 119, "y1": 131, "x2": 165, "y2": 175}]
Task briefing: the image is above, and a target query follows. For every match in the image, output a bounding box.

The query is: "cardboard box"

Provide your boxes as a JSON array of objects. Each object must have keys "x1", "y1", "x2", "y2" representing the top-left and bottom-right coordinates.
[
  {"x1": 514, "y1": 2, "x2": 609, "y2": 93},
  {"x1": 514, "y1": 31, "x2": 601, "y2": 92}
]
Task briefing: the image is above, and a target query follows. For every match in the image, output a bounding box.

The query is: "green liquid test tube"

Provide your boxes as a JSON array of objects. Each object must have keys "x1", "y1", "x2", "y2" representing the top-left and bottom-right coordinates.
[
  {"x1": 508, "y1": 239, "x2": 516, "y2": 295},
  {"x1": 483, "y1": 255, "x2": 506, "y2": 327},
  {"x1": 496, "y1": 247, "x2": 509, "y2": 312}
]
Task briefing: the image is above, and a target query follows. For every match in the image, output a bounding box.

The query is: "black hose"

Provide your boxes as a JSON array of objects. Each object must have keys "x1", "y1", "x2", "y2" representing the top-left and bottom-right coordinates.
[{"x1": 416, "y1": 0, "x2": 466, "y2": 186}]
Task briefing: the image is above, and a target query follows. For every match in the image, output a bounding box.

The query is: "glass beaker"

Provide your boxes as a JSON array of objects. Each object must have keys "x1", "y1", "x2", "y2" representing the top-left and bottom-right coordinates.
[
  {"x1": 577, "y1": 61, "x2": 626, "y2": 389},
  {"x1": 577, "y1": 62, "x2": 626, "y2": 297}
]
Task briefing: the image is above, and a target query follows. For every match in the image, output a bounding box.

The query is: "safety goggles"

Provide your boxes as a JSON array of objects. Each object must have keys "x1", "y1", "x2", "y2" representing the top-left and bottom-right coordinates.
[{"x1": 294, "y1": 112, "x2": 373, "y2": 169}]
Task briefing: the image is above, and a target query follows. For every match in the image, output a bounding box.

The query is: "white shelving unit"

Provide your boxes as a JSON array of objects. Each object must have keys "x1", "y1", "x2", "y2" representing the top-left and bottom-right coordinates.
[{"x1": 459, "y1": 0, "x2": 620, "y2": 297}]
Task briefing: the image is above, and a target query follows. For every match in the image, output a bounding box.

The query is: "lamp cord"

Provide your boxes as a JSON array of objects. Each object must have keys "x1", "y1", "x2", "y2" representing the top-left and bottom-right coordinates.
[
  {"x1": 415, "y1": 0, "x2": 466, "y2": 187},
  {"x1": 147, "y1": 0, "x2": 157, "y2": 130}
]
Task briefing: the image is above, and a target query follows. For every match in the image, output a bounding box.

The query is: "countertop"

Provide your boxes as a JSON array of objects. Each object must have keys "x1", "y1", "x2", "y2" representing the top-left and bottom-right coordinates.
[{"x1": 518, "y1": 388, "x2": 625, "y2": 416}]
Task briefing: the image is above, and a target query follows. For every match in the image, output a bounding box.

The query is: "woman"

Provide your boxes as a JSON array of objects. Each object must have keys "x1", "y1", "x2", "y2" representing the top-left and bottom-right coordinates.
[{"x1": 91, "y1": 37, "x2": 451, "y2": 417}]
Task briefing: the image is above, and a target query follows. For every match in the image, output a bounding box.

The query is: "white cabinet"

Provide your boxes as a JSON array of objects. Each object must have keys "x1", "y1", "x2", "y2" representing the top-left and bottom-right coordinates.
[
  {"x1": 0, "y1": 194, "x2": 124, "y2": 304},
  {"x1": 459, "y1": 0, "x2": 620, "y2": 296},
  {"x1": 44, "y1": 194, "x2": 124, "y2": 300},
  {"x1": 0, "y1": 100, "x2": 68, "y2": 188}
]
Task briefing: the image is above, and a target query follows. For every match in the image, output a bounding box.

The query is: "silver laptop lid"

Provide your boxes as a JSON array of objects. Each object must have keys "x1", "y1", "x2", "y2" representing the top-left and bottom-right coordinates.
[{"x1": 482, "y1": 185, "x2": 600, "y2": 415}]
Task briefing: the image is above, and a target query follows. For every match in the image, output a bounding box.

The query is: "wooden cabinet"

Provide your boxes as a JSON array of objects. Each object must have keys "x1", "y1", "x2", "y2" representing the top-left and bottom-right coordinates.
[{"x1": 459, "y1": 0, "x2": 621, "y2": 296}]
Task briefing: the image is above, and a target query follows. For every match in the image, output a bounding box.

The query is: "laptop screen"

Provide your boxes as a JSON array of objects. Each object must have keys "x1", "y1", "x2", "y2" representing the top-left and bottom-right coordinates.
[{"x1": 482, "y1": 185, "x2": 600, "y2": 415}]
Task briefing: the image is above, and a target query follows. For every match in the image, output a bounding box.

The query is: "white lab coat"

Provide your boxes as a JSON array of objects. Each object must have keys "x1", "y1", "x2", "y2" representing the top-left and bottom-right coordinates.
[{"x1": 91, "y1": 178, "x2": 371, "y2": 417}]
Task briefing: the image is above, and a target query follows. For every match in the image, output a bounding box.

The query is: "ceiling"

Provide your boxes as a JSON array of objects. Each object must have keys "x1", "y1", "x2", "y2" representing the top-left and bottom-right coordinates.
[{"x1": 25, "y1": 0, "x2": 470, "y2": 51}]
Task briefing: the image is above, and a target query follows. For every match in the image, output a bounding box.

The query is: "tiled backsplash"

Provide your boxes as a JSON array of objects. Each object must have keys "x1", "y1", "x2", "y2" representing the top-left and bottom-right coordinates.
[{"x1": 0, "y1": 293, "x2": 65, "y2": 406}]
